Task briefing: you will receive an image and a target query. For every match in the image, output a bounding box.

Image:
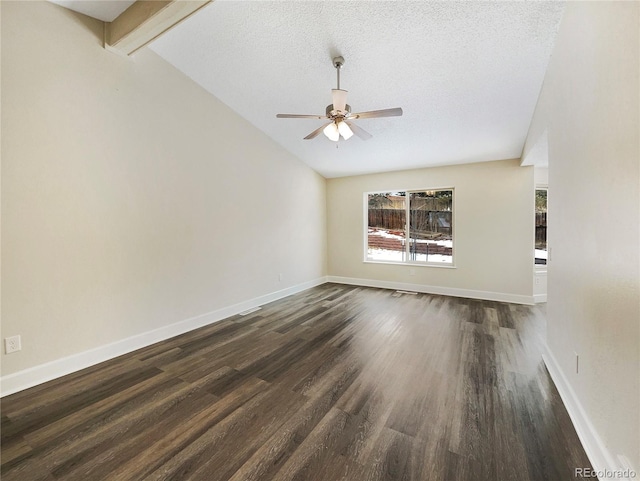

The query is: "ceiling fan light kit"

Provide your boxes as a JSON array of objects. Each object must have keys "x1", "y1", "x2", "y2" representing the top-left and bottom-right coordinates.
[
  {"x1": 323, "y1": 122, "x2": 340, "y2": 142},
  {"x1": 276, "y1": 56, "x2": 403, "y2": 142},
  {"x1": 337, "y1": 120, "x2": 354, "y2": 140}
]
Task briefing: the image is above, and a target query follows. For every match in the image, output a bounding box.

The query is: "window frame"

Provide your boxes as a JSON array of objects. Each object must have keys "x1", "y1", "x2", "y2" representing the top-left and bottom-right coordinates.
[
  {"x1": 363, "y1": 187, "x2": 456, "y2": 268},
  {"x1": 535, "y1": 185, "x2": 548, "y2": 271}
]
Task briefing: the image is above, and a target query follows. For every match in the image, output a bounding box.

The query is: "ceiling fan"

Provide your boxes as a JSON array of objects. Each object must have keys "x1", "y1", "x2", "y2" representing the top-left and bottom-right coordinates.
[{"x1": 276, "y1": 56, "x2": 403, "y2": 142}]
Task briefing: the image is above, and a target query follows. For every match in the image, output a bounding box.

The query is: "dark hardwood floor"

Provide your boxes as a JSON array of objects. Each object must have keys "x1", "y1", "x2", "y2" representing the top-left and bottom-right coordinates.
[{"x1": 1, "y1": 284, "x2": 592, "y2": 480}]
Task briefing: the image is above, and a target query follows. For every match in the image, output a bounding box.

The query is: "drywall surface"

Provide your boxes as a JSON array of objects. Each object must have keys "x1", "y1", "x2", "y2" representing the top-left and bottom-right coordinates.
[
  {"x1": 523, "y1": 1, "x2": 639, "y2": 472},
  {"x1": 327, "y1": 159, "x2": 534, "y2": 301},
  {"x1": 534, "y1": 167, "x2": 548, "y2": 186},
  {"x1": 1, "y1": 1, "x2": 326, "y2": 377}
]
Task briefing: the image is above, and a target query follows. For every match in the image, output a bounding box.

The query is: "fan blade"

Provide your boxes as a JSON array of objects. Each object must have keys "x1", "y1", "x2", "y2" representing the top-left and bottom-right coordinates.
[
  {"x1": 345, "y1": 121, "x2": 373, "y2": 141},
  {"x1": 332, "y1": 89, "x2": 348, "y2": 112},
  {"x1": 277, "y1": 114, "x2": 326, "y2": 119},
  {"x1": 349, "y1": 107, "x2": 403, "y2": 119},
  {"x1": 304, "y1": 122, "x2": 332, "y2": 140}
]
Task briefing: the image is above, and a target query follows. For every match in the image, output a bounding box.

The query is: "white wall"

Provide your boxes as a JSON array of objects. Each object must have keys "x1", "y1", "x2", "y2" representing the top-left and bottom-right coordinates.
[
  {"x1": 534, "y1": 167, "x2": 548, "y2": 186},
  {"x1": 1, "y1": 2, "x2": 327, "y2": 382},
  {"x1": 327, "y1": 159, "x2": 534, "y2": 303},
  {"x1": 523, "y1": 1, "x2": 639, "y2": 473}
]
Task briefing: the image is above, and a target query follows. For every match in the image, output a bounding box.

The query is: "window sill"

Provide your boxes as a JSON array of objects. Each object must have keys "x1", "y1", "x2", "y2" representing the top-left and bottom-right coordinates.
[{"x1": 363, "y1": 260, "x2": 457, "y2": 269}]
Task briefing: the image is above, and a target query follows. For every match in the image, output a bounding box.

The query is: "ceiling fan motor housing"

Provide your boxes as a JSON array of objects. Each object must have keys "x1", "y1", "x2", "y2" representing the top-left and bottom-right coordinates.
[{"x1": 326, "y1": 104, "x2": 351, "y2": 119}]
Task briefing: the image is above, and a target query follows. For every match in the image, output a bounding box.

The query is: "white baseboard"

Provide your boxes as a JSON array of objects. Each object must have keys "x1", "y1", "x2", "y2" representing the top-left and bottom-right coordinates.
[
  {"x1": 327, "y1": 276, "x2": 534, "y2": 305},
  {"x1": 542, "y1": 344, "x2": 637, "y2": 481},
  {"x1": 534, "y1": 294, "x2": 547, "y2": 303},
  {"x1": 0, "y1": 277, "x2": 328, "y2": 397}
]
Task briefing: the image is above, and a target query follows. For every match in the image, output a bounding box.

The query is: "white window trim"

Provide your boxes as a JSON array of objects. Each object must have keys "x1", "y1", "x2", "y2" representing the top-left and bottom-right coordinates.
[{"x1": 363, "y1": 188, "x2": 456, "y2": 268}]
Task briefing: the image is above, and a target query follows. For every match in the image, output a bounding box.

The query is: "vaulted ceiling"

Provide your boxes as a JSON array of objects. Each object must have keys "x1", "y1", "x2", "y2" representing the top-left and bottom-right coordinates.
[
  {"x1": 50, "y1": 0, "x2": 135, "y2": 22},
  {"x1": 53, "y1": 1, "x2": 565, "y2": 178}
]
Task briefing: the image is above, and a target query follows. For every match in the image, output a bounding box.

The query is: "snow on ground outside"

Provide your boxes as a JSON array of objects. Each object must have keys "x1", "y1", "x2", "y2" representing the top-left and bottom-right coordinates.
[
  {"x1": 369, "y1": 229, "x2": 546, "y2": 264},
  {"x1": 368, "y1": 229, "x2": 453, "y2": 248},
  {"x1": 367, "y1": 249, "x2": 452, "y2": 264}
]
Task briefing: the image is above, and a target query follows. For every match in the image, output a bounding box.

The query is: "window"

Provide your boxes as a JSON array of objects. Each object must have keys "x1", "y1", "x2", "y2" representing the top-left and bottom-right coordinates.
[
  {"x1": 366, "y1": 189, "x2": 453, "y2": 265},
  {"x1": 535, "y1": 188, "x2": 547, "y2": 265}
]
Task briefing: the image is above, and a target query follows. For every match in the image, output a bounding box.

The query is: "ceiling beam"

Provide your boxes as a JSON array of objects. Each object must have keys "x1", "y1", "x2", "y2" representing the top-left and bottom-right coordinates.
[{"x1": 105, "y1": 0, "x2": 211, "y2": 56}]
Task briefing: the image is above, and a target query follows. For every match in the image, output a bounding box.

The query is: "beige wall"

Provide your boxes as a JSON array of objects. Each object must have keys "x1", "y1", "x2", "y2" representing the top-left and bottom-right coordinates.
[
  {"x1": 327, "y1": 159, "x2": 534, "y2": 301},
  {"x1": 523, "y1": 1, "x2": 639, "y2": 471},
  {"x1": 534, "y1": 167, "x2": 548, "y2": 186},
  {"x1": 1, "y1": 1, "x2": 326, "y2": 377}
]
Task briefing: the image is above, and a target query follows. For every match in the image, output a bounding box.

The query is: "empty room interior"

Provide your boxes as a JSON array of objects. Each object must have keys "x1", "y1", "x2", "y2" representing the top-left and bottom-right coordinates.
[{"x1": 1, "y1": 1, "x2": 638, "y2": 480}]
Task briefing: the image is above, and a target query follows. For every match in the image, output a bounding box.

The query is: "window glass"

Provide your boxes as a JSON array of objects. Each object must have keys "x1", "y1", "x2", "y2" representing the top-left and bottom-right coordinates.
[
  {"x1": 535, "y1": 189, "x2": 547, "y2": 265},
  {"x1": 367, "y1": 192, "x2": 406, "y2": 262},
  {"x1": 408, "y1": 191, "x2": 453, "y2": 264},
  {"x1": 366, "y1": 189, "x2": 453, "y2": 265}
]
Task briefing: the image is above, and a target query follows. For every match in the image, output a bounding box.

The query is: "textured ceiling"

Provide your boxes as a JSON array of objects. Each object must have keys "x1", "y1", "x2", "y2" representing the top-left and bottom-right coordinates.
[
  {"x1": 57, "y1": 1, "x2": 565, "y2": 178},
  {"x1": 49, "y1": 0, "x2": 135, "y2": 22}
]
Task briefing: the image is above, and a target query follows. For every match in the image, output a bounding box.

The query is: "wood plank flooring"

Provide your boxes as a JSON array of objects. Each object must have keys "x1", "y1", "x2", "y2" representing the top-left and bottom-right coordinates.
[{"x1": 1, "y1": 284, "x2": 593, "y2": 480}]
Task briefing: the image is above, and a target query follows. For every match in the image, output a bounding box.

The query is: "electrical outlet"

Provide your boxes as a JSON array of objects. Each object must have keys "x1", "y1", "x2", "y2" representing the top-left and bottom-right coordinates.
[
  {"x1": 278, "y1": 273, "x2": 283, "y2": 282},
  {"x1": 535, "y1": 276, "x2": 540, "y2": 285},
  {"x1": 5, "y1": 335, "x2": 21, "y2": 354}
]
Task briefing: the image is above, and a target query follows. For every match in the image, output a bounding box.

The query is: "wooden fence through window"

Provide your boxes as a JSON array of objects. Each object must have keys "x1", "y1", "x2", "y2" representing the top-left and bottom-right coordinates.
[{"x1": 368, "y1": 209, "x2": 452, "y2": 238}]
